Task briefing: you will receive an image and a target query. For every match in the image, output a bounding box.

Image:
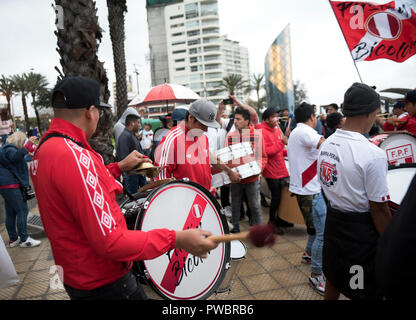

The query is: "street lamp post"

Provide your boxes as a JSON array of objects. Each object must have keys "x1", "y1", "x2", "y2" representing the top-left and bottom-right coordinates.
[{"x1": 133, "y1": 64, "x2": 140, "y2": 96}]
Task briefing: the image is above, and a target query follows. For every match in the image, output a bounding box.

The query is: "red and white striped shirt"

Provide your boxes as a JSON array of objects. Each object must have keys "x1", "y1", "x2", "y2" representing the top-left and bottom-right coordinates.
[
  {"x1": 154, "y1": 121, "x2": 212, "y2": 191},
  {"x1": 31, "y1": 118, "x2": 176, "y2": 290}
]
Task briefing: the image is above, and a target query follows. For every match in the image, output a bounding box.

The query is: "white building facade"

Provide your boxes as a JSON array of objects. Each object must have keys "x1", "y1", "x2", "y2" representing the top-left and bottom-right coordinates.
[{"x1": 147, "y1": 0, "x2": 250, "y2": 104}]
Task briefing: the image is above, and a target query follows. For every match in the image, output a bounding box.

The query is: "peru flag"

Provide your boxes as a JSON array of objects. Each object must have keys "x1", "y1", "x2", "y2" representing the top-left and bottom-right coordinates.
[{"x1": 330, "y1": 0, "x2": 416, "y2": 62}]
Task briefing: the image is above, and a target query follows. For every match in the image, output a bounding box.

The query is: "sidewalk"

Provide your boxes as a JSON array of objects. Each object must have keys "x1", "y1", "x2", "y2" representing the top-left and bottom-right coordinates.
[{"x1": 0, "y1": 206, "x2": 347, "y2": 300}]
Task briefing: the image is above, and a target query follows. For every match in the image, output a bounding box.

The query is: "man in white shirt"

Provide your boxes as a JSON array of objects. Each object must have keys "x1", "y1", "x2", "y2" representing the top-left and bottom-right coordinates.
[
  {"x1": 318, "y1": 83, "x2": 392, "y2": 300},
  {"x1": 287, "y1": 102, "x2": 326, "y2": 295}
]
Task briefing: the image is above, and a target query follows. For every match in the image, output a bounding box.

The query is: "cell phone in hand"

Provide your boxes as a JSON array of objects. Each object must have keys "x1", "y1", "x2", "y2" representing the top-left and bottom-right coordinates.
[{"x1": 223, "y1": 98, "x2": 234, "y2": 105}]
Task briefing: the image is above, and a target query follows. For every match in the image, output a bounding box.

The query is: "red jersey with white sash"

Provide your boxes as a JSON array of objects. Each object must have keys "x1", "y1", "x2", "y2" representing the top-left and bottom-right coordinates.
[
  {"x1": 30, "y1": 118, "x2": 176, "y2": 290},
  {"x1": 154, "y1": 121, "x2": 212, "y2": 191},
  {"x1": 287, "y1": 123, "x2": 323, "y2": 195}
]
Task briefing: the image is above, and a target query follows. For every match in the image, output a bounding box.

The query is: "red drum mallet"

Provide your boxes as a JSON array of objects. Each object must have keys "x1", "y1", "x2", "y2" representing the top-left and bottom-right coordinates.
[{"x1": 208, "y1": 222, "x2": 278, "y2": 247}]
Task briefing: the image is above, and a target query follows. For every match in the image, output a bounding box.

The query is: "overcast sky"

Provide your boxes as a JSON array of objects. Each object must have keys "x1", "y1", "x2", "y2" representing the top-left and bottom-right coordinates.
[{"x1": 0, "y1": 0, "x2": 414, "y2": 117}]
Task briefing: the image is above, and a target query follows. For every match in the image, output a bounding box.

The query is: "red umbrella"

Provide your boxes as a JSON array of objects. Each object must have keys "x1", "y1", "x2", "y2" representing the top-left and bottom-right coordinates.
[{"x1": 135, "y1": 83, "x2": 201, "y2": 107}]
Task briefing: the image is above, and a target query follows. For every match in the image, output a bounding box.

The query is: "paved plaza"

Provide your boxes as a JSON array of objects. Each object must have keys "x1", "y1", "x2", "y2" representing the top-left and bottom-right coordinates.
[{"x1": 0, "y1": 206, "x2": 347, "y2": 300}]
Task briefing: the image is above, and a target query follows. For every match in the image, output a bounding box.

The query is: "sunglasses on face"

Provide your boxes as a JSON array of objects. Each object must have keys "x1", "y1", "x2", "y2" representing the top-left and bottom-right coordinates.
[{"x1": 87, "y1": 106, "x2": 105, "y2": 118}]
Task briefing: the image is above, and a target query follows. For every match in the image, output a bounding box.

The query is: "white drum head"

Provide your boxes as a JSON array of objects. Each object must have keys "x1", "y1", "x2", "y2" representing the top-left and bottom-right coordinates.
[
  {"x1": 230, "y1": 240, "x2": 247, "y2": 260},
  {"x1": 387, "y1": 165, "x2": 416, "y2": 206},
  {"x1": 380, "y1": 134, "x2": 416, "y2": 165},
  {"x1": 137, "y1": 181, "x2": 229, "y2": 300}
]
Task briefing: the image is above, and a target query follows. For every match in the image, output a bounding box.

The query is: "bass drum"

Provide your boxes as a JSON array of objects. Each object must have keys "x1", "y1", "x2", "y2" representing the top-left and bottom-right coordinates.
[
  {"x1": 121, "y1": 179, "x2": 230, "y2": 300},
  {"x1": 370, "y1": 133, "x2": 416, "y2": 165},
  {"x1": 386, "y1": 163, "x2": 416, "y2": 214},
  {"x1": 379, "y1": 133, "x2": 416, "y2": 165}
]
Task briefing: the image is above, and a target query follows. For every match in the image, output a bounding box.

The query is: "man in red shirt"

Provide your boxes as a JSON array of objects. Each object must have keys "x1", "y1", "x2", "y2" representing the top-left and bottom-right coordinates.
[
  {"x1": 31, "y1": 77, "x2": 217, "y2": 300},
  {"x1": 225, "y1": 107, "x2": 267, "y2": 233},
  {"x1": 258, "y1": 107, "x2": 290, "y2": 234},
  {"x1": 379, "y1": 90, "x2": 416, "y2": 135},
  {"x1": 154, "y1": 99, "x2": 240, "y2": 191}
]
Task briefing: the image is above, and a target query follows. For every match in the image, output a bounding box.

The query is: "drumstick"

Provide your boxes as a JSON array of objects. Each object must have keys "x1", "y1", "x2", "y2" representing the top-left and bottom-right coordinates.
[
  {"x1": 209, "y1": 231, "x2": 250, "y2": 243},
  {"x1": 208, "y1": 222, "x2": 277, "y2": 247}
]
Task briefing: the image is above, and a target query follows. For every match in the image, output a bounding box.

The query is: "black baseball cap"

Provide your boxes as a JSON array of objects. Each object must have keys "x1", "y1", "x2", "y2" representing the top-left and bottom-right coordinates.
[
  {"x1": 405, "y1": 89, "x2": 416, "y2": 103},
  {"x1": 52, "y1": 76, "x2": 111, "y2": 109}
]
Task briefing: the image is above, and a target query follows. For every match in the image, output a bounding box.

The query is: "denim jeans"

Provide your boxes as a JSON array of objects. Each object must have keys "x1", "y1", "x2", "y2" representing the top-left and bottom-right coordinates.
[
  {"x1": 1, "y1": 134, "x2": 8, "y2": 145},
  {"x1": 0, "y1": 188, "x2": 29, "y2": 242},
  {"x1": 230, "y1": 180, "x2": 261, "y2": 231},
  {"x1": 123, "y1": 173, "x2": 147, "y2": 195},
  {"x1": 305, "y1": 192, "x2": 327, "y2": 275}
]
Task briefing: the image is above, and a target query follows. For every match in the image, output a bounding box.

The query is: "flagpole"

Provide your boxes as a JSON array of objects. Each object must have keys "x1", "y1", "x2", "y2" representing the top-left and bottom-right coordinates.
[{"x1": 328, "y1": 0, "x2": 364, "y2": 84}]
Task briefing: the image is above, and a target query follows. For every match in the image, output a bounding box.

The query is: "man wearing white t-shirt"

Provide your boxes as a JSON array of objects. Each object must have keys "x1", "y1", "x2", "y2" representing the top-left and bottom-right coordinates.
[
  {"x1": 287, "y1": 102, "x2": 326, "y2": 295},
  {"x1": 318, "y1": 83, "x2": 392, "y2": 300}
]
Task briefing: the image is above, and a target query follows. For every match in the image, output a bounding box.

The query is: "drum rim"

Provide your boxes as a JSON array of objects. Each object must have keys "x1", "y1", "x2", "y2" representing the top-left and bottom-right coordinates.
[
  {"x1": 388, "y1": 162, "x2": 416, "y2": 171},
  {"x1": 387, "y1": 163, "x2": 416, "y2": 207},
  {"x1": 230, "y1": 240, "x2": 248, "y2": 259},
  {"x1": 134, "y1": 179, "x2": 231, "y2": 300},
  {"x1": 379, "y1": 132, "x2": 416, "y2": 148}
]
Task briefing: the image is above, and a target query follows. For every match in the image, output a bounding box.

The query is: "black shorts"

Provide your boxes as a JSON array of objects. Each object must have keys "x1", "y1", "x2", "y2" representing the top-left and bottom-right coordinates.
[{"x1": 323, "y1": 206, "x2": 381, "y2": 300}]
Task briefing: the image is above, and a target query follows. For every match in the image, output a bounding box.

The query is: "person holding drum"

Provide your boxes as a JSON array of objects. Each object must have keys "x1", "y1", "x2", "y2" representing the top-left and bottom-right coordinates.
[
  {"x1": 154, "y1": 99, "x2": 241, "y2": 191},
  {"x1": 30, "y1": 77, "x2": 218, "y2": 300},
  {"x1": 225, "y1": 107, "x2": 267, "y2": 233},
  {"x1": 318, "y1": 83, "x2": 392, "y2": 300}
]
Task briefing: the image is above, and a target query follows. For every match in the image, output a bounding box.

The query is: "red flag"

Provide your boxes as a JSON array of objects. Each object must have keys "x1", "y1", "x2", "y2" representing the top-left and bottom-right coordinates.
[{"x1": 330, "y1": 1, "x2": 416, "y2": 62}]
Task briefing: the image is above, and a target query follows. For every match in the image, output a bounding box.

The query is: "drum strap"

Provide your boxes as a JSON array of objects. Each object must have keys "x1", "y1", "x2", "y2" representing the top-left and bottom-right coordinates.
[{"x1": 34, "y1": 133, "x2": 84, "y2": 155}]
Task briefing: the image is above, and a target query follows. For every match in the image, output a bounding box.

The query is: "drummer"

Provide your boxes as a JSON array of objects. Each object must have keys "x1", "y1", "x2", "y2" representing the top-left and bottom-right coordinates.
[
  {"x1": 377, "y1": 101, "x2": 408, "y2": 131},
  {"x1": 31, "y1": 77, "x2": 218, "y2": 300},
  {"x1": 318, "y1": 83, "x2": 392, "y2": 300},
  {"x1": 154, "y1": 99, "x2": 241, "y2": 190},
  {"x1": 378, "y1": 90, "x2": 416, "y2": 135}
]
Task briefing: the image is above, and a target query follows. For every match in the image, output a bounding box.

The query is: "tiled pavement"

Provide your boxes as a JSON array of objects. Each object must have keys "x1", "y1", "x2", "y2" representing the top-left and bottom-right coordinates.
[{"x1": 0, "y1": 206, "x2": 348, "y2": 300}]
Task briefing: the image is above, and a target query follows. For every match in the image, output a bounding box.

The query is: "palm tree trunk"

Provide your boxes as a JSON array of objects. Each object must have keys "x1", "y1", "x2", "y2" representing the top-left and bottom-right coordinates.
[
  {"x1": 31, "y1": 93, "x2": 42, "y2": 135},
  {"x1": 21, "y1": 94, "x2": 30, "y2": 135},
  {"x1": 107, "y1": 0, "x2": 128, "y2": 119},
  {"x1": 55, "y1": 0, "x2": 114, "y2": 164}
]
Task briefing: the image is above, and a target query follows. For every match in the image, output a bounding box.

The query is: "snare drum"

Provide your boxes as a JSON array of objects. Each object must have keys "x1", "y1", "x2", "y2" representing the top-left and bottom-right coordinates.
[
  {"x1": 386, "y1": 163, "x2": 416, "y2": 214},
  {"x1": 215, "y1": 240, "x2": 247, "y2": 293},
  {"x1": 120, "y1": 179, "x2": 230, "y2": 300},
  {"x1": 371, "y1": 133, "x2": 416, "y2": 165}
]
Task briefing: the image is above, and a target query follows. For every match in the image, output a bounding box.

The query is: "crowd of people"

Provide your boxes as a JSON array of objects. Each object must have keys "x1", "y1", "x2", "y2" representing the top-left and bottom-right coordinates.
[{"x1": 1, "y1": 74, "x2": 416, "y2": 300}]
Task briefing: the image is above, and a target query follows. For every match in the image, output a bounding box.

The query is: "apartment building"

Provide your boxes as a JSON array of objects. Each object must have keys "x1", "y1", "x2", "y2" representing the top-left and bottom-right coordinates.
[{"x1": 147, "y1": 0, "x2": 250, "y2": 104}]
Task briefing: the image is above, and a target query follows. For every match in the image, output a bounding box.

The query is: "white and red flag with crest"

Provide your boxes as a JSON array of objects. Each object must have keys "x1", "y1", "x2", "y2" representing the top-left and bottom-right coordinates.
[{"x1": 330, "y1": 0, "x2": 416, "y2": 62}]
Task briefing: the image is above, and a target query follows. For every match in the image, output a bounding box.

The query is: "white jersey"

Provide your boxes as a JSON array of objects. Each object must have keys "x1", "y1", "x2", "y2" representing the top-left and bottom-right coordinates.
[
  {"x1": 287, "y1": 123, "x2": 323, "y2": 195},
  {"x1": 318, "y1": 129, "x2": 390, "y2": 213}
]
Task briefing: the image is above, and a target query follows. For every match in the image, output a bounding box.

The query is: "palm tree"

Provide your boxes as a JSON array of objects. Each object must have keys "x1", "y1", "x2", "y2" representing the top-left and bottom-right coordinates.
[
  {"x1": 107, "y1": 0, "x2": 128, "y2": 119},
  {"x1": 0, "y1": 75, "x2": 15, "y2": 117},
  {"x1": 54, "y1": 0, "x2": 114, "y2": 164},
  {"x1": 293, "y1": 80, "x2": 308, "y2": 107},
  {"x1": 251, "y1": 73, "x2": 265, "y2": 113},
  {"x1": 11, "y1": 73, "x2": 31, "y2": 134},
  {"x1": 217, "y1": 74, "x2": 250, "y2": 96},
  {"x1": 26, "y1": 72, "x2": 49, "y2": 134}
]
